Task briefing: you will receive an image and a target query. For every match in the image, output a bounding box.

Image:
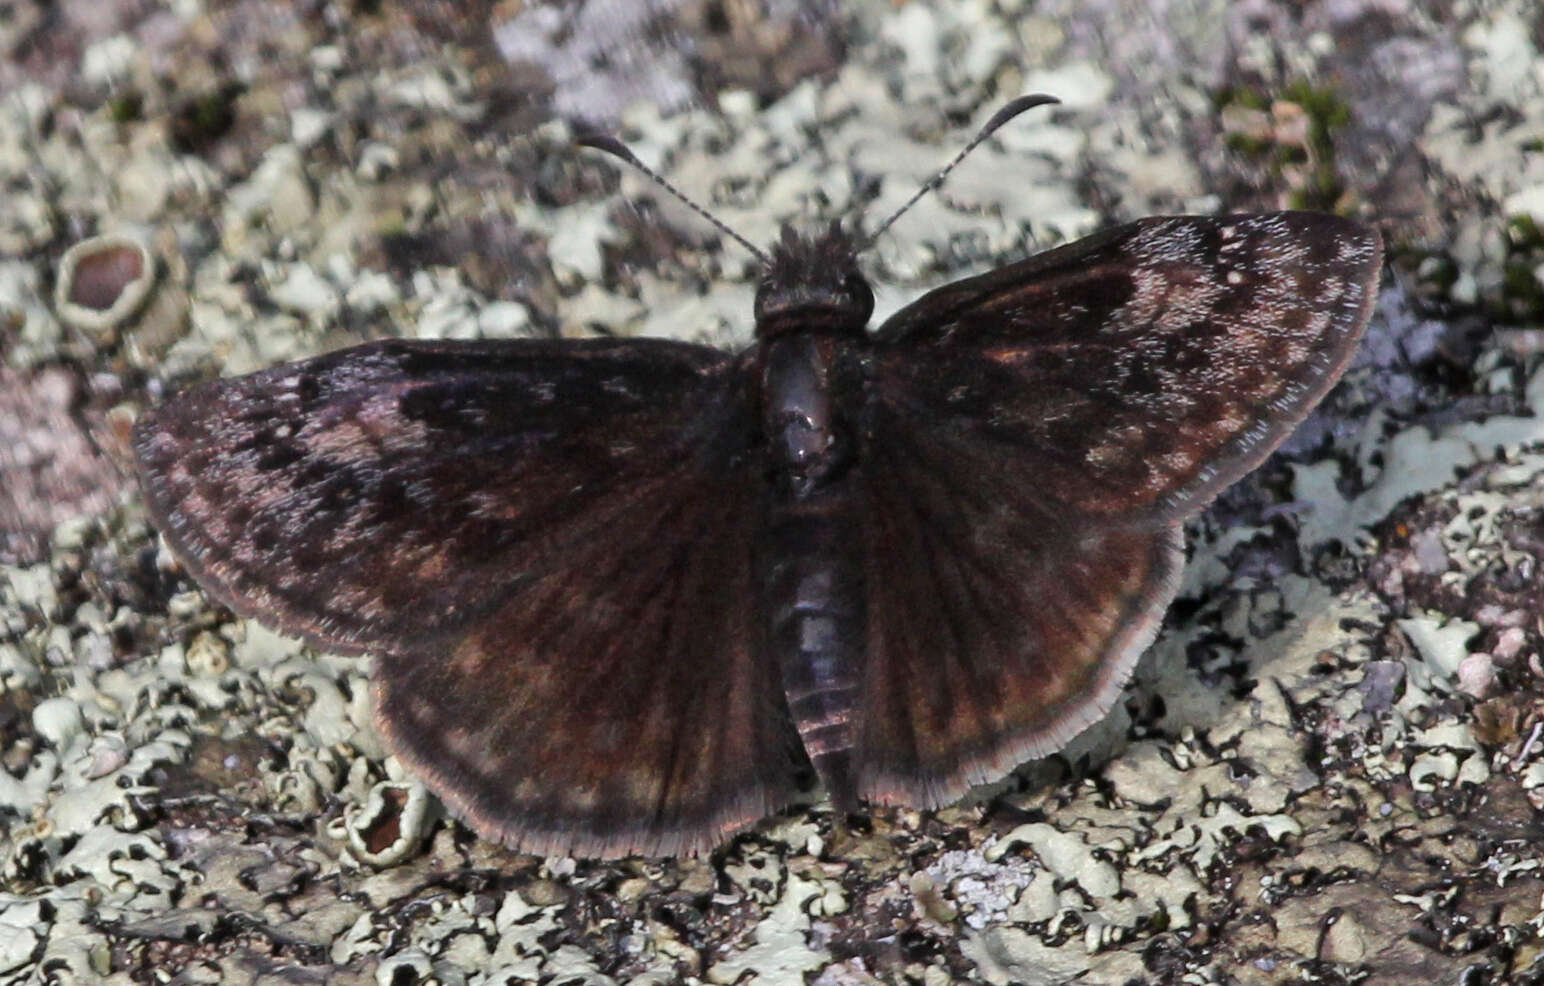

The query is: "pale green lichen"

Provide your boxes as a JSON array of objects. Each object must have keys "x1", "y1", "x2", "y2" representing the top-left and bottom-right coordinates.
[
  {"x1": 1399, "y1": 615, "x2": 1483, "y2": 678},
  {"x1": 706, "y1": 871, "x2": 833, "y2": 985}
]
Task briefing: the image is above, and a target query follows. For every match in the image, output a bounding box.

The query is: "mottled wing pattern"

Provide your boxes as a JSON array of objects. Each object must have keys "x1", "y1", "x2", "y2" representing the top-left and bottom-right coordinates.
[
  {"x1": 134, "y1": 339, "x2": 805, "y2": 856},
  {"x1": 875, "y1": 212, "x2": 1383, "y2": 520},
  {"x1": 852, "y1": 212, "x2": 1381, "y2": 805}
]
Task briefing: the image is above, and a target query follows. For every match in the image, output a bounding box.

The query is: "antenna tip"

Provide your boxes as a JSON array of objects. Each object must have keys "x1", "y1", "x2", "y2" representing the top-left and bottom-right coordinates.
[
  {"x1": 575, "y1": 133, "x2": 642, "y2": 169},
  {"x1": 981, "y1": 93, "x2": 1061, "y2": 136}
]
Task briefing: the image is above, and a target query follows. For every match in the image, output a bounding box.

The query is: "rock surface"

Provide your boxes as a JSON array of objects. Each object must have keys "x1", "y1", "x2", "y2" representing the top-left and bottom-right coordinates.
[{"x1": 1, "y1": 1, "x2": 1542, "y2": 984}]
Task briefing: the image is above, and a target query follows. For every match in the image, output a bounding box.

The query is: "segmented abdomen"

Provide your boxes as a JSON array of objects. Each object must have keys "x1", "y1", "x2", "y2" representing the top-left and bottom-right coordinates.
[{"x1": 761, "y1": 494, "x2": 865, "y2": 809}]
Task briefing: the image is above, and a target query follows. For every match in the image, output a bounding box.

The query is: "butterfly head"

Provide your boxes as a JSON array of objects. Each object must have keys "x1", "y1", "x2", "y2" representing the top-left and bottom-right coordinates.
[{"x1": 753, "y1": 222, "x2": 874, "y2": 338}]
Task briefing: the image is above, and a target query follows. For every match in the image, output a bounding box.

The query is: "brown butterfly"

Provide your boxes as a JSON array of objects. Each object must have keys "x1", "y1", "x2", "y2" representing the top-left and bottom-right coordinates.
[{"x1": 133, "y1": 96, "x2": 1383, "y2": 857}]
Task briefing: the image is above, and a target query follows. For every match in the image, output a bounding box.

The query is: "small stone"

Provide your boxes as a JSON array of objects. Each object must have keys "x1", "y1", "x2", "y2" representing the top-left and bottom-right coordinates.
[
  {"x1": 83, "y1": 735, "x2": 129, "y2": 780},
  {"x1": 718, "y1": 89, "x2": 758, "y2": 118},
  {"x1": 1358, "y1": 661, "x2": 1406, "y2": 714},
  {"x1": 80, "y1": 34, "x2": 136, "y2": 86},
  {"x1": 1456, "y1": 653, "x2": 1497, "y2": 698},
  {"x1": 1495, "y1": 626, "x2": 1526, "y2": 660},
  {"x1": 114, "y1": 152, "x2": 175, "y2": 222},
  {"x1": 344, "y1": 268, "x2": 400, "y2": 314}
]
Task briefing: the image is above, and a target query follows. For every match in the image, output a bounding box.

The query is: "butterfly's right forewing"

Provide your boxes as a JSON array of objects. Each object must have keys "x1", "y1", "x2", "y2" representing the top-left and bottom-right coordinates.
[{"x1": 135, "y1": 338, "x2": 807, "y2": 857}]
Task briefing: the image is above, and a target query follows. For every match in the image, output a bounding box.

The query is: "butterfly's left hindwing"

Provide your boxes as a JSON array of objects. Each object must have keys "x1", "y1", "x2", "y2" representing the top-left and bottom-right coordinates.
[
  {"x1": 135, "y1": 339, "x2": 807, "y2": 857},
  {"x1": 853, "y1": 400, "x2": 1185, "y2": 807}
]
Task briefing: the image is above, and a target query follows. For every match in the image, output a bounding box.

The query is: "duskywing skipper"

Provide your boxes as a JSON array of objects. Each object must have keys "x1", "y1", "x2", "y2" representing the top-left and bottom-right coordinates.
[{"x1": 133, "y1": 96, "x2": 1383, "y2": 857}]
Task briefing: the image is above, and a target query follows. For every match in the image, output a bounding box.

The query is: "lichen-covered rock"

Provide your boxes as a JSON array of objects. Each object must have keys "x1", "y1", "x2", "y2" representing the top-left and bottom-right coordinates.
[{"x1": 3, "y1": 1, "x2": 1543, "y2": 984}]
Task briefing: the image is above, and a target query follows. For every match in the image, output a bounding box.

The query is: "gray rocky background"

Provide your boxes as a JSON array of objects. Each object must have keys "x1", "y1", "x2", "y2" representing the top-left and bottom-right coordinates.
[{"x1": 1, "y1": 0, "x2": 1543, "y2": 983}]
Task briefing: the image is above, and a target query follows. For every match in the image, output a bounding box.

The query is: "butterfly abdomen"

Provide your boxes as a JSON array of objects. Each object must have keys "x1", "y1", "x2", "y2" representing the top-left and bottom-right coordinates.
[
  {"x1": 757, "y1": 332, "x2": 869, "y2": 809},
  {"x1": 761, "y1": 502, "x2": 866, "y2": 811}
]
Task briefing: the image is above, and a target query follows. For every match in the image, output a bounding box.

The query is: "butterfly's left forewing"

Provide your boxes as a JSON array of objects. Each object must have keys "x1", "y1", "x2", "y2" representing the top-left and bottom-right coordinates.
[
  {"x1": 135, "y1": 338, "x2": 807, "y2": 856},
  {"x1": 874, "y1": 212, "x2": 1383, "y2": 521},
  {"x1": 851, "y1": 212, "x2": 1381, "y2": 805}
]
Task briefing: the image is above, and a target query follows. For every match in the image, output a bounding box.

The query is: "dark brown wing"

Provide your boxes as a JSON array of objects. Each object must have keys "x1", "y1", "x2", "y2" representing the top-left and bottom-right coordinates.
[
  {"x1": 134, "y1": 338, "x2": 805, "y2": 856},
  {"x1": 851, "y1": 212, "x2": 1381, "y2": 805},
  {"x1": 854, "y1": 404, "x2": 1185, "y2": 806},
  {"x1": 874, "y1": 212, "x2": 1383, "y2": 521}
]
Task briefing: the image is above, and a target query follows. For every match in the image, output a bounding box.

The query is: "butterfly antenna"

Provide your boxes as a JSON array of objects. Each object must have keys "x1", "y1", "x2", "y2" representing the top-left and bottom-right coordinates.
[
  {"x1": 862, "y1": 93, "x2": 1062, "y2": 247},
  {"x1": 578, "y1": 134, "x2": 769, "y2": 264}
]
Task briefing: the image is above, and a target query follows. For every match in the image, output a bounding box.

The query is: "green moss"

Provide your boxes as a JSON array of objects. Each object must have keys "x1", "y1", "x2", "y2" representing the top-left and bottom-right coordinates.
[
  {"x1": 170, "y1": 82, "x2": 244, "y2": 153},
  {"x1": 1224, "y1": 133, "x2": 1274, "y2": 158},
  {"x1": 375, "y1": 216, "x2": 409, "y2": 239},
  {"x1": 1501, "y1": 259, "x2": 1544, "y2": 311},
  {"x1": 1215, "y1": 84, "x2": 1270, "y2": 112},
  {"x1": 1288, "y1": 166, "x2": 1345, "y2": 213},
  {"x1": 108, "y1": 91, "x2": 144, "y2": 124},
  {"x1": 1281, "y1": 80, "x2": 1352, "y2": 151},
  {"x1": 1407, "y1": 250, "x2": 1458, "y2": 292},
  {"x1": 1282, "y1": 81, "x2": 1353, "y2": 213},
  {"x1": 1218, "y1": 78, "x2": 1357, "y2": 214},
  {"x1": 1507, "y1": 213, "x2": 1544, "y2": 249},
  {"x1": 1277, "y1": 143, "x2": 1310, "y2": 167},
  {"x1": 187, "y1": 91, "x2": 235, "y2": 134}
]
